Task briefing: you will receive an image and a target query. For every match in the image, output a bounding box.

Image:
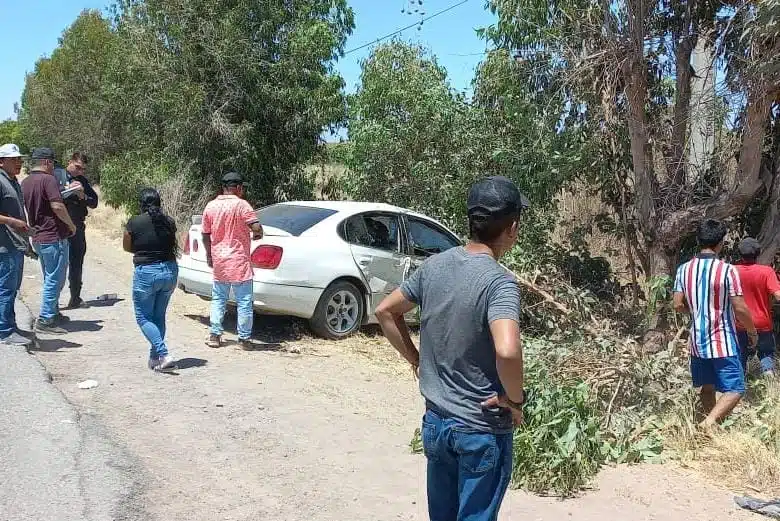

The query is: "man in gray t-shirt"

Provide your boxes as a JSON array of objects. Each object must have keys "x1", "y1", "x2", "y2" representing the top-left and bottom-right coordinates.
[
  {"x1": 376, "y1": 176, "x2": 528, "y2": 521},
  {"x1": 0, "y1": 144, "x2": 33, "y2": 347}
]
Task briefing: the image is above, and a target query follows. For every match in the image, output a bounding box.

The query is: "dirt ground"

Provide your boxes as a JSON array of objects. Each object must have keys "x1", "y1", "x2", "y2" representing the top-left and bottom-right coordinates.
[{"x1": 17, "y1": 226, "x2": 757, "y2": 521}]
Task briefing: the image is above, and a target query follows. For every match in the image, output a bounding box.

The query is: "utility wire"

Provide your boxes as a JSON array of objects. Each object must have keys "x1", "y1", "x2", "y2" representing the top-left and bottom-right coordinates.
[{"x1": 343, "y1": 0, "x2": 472, "y2": 56}]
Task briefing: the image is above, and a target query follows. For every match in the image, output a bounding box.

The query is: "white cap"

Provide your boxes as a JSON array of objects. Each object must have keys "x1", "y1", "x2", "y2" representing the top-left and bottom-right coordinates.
[{"x1": 0, "y1": 144, "x2": 23, "y2": 158}]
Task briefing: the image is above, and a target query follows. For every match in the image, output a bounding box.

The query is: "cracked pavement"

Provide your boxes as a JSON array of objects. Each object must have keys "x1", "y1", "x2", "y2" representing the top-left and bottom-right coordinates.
[{"x1": 0, "y1": 299, "x2": 143, "y2": 521}]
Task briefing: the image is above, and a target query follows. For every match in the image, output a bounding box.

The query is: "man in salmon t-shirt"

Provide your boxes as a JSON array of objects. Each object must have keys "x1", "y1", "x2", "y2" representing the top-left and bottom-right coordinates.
[
  {"x1": 201, "y1": 172, "x2": 263, "y2": 350},
  {"x1": 735, "y1": 238, "x2": 780, "y2": 377}
]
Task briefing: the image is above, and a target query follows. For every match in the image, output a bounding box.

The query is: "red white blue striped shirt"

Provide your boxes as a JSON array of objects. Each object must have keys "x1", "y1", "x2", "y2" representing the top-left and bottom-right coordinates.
[{"x1": 673, "y1": 255, "x2": 743, "y2": 359}]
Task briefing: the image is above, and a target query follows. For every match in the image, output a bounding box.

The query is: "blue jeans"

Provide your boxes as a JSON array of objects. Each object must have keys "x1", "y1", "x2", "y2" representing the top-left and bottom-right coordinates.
[
  {"x1": 738, "y1": 331, "x2": 777, "y2": 374},
  {"x1": 0, "y1": 250, "x2": 24, "y2": 338},
  {"x1": 133, "y1": 261, "x2": 178, "y2": 359},
  {"x1": 422, "y1": 409, "x2": 513, "y2": 521},
  {"x1": 34, "y1": 240, "x2": 69, "y2": 321},
  {"x1": 210, "y1": 280, "x2": 254, "y2": 340}
]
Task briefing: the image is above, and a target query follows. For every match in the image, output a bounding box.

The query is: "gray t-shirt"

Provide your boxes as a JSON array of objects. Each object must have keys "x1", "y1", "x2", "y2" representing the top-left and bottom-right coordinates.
[
  {"x1": 0, "y1": 169, "x2": 28, "y2": 254},
  {"x1": 400, "y1": 246, "x2": 521, "y2": 433}
]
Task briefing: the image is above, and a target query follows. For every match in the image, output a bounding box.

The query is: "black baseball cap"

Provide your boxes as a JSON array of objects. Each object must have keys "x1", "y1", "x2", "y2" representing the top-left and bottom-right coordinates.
[
  {"x1": 222, "y1": 171, "x2": 244, "y2": 185},
  {"x1": 30, "y1": 147, "x2": 56, "y2": 161},
  {"x1": 739, "y1": 237, "x2": 761, "y2": 258},
  {"x1": 467, "y1": 176, "x2": 530, "y2": 221}
]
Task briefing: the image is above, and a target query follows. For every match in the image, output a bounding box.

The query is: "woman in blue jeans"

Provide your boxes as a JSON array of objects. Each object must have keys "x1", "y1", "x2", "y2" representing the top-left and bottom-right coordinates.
[{"x1": 123, "y1": 188, "x2": 179, "y2": 372}]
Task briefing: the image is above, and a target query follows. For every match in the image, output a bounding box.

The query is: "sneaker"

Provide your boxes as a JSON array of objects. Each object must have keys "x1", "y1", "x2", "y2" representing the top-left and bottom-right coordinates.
[
  {"x1": 148, "y1": 357, "x2": 160, "y2": 370},
  {"x1": 206, "y1": 334, "x2": 222, "y2": 348},
  {"x1": 156, "y1": 356, "x2": 177, "y2": 373},
  {"x1": 238, "y1": 339, "x2": 254, "y2": 351},
  {"x1": 36, "y1": 319, "x2": 67, "y2": 335},
  {"x1": 0, "y1": 332, "x2": 32, "y2": 346}
]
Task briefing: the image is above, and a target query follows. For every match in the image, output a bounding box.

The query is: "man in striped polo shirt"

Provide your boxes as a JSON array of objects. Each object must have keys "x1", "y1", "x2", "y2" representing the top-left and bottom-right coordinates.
[{"x1": 673, "y1": 219, "x2": 758, "y2": 428}]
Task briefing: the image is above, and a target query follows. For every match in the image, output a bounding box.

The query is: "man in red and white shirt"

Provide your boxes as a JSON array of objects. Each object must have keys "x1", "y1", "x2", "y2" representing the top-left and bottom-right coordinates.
[
  {"x1": 201, "y1": 172, "x2": 263, "y2": 349},
  {"x1": 673, "y1": 219, "x2": 757, "y2": 428},
  {"x1": 734, "y1": 237, "x2": 780, "y2": 376}
]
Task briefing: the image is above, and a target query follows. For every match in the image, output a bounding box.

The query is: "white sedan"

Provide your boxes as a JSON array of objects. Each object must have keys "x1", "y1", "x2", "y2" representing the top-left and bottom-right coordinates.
[{"x1": 177, "y1": 201, "x2": 462, "y2": 339}]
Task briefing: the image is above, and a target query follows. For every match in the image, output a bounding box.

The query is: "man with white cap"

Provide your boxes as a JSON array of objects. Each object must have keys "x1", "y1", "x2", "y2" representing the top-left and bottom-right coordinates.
[{"x1": 0, "y1": 144, "x2": 32, "y2": 346}]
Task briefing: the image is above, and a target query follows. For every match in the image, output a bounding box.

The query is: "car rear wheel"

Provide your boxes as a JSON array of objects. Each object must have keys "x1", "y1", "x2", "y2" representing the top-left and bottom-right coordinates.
[{"x1": 310, "y1": 281, "x2": 365, "y2": 340}]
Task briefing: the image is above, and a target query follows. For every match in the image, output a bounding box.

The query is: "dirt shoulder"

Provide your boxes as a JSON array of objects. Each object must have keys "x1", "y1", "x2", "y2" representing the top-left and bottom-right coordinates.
[{"x1": 17, "y1": 227, "x2": 754, "y2": 521}]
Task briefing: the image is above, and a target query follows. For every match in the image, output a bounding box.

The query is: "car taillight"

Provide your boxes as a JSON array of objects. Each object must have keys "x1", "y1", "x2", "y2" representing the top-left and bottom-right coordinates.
[
  {"x1": 251, "y1": 245, "x2": 283, "y2": 269},
  {"x1": 183, "y1": 232, "x2": 190, "y2": 255}
]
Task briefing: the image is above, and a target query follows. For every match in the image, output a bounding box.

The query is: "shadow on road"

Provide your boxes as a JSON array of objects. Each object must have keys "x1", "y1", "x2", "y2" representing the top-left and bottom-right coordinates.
[
  {"x1": 233, "y1": 340, "x2": 283, "y2": 352},
  {"x1": 62, "y1": 320, "x2": 104, "y2": 333},
  {"x1": 175, "y1": 357, "x2": 208, "y2": 370},
  {"x1": 184, "y1": 313, "x2": 306, "y2": 343},
  {"x1": 31, "y1": 338, "x2": 83, "y2": 352},
  {"x1": 157, "y1": 357, "x2": 208, "y2": 376},
  {"x1": 84, "y1": 298, "x2": 124, "y2": 308}
]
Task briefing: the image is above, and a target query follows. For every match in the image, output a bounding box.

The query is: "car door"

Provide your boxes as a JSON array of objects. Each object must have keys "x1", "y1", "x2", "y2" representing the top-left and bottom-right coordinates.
[
  {"x1": 343, "y1": 212, "x2": 410, "y2": 315},
  {"x1": 404, "y1": 216, "x2": 462, "y2": 278}
]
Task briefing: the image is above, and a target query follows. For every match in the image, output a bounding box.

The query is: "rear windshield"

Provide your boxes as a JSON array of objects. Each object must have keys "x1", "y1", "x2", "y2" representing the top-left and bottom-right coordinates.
[{"x1": 256, "y1": 204, "x2": 337, "y2": 236}]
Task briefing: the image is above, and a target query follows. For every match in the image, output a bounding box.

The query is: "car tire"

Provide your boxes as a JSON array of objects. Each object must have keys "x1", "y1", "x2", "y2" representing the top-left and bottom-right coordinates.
[{"x1": 310, "y1": 281, "x2": 365, "y2": 340}]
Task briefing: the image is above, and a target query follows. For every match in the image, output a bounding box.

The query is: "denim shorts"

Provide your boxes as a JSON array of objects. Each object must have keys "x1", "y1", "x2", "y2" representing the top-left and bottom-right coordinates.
[{"x1": 690, "y1": 355, "x2": 745, "y2": 394}]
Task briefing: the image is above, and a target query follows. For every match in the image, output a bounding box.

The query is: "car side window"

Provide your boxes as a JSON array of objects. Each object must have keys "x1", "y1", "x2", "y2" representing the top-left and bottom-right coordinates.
[
  {"x1": 407, "y1": 218, "x2": 459, "y2": 258},
  {"x1": 344, "y1": 214, "x2": 401, "y2": 253}
]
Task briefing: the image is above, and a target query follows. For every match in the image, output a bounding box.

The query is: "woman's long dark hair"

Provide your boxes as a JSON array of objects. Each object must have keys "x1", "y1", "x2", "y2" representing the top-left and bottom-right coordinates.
[{"x1": 139, "y1": 188, "x2": 179, "y2": 257}]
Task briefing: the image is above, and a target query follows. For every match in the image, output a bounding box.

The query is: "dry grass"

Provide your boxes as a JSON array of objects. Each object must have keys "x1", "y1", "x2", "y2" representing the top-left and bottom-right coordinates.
[
  {"x1": 305, "y1": 162, "x2": 349, "y2": 200},
  {"x1": 702, "y1": 432, "x2": 780, "y2": 495},
  {"x1": 86, "y1": 186, "x2": 128, "y2": 240},
  {"x1": 552, "y1": 184, "x2": 636, "y2": 285},
  {"x1": 663, "y1": 378, "x2": 780, "y2": 497}
]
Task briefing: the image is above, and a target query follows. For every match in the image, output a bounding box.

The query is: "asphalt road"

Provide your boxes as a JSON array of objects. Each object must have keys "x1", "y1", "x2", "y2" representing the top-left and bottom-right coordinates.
[{"x1": 0, "y1": 299, "x2": 144, "y2": 521}]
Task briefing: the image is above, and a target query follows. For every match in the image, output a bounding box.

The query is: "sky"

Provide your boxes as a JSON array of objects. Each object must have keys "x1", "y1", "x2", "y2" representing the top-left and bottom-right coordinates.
[{"x1": 0, "y1": 0, "x2": 496, "y2": 121}]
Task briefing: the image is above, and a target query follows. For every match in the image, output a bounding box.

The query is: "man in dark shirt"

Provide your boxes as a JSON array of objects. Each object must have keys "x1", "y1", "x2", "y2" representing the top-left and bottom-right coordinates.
[
  {"x1": 21, "y1": 148, "x2": 77, "y2": 335},
  {"x1": 0, "y1": 144, "x2": 32, "y2": 346},
  {"x1": 61, "y1": 152, "x2": 98, "y2": 309},
  {"x1": 376, "y1": 176, "x2": 528, "y2": 521}
]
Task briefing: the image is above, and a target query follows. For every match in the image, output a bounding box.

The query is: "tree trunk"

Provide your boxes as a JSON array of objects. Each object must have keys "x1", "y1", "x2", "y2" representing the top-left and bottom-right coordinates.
[
  {"x1": 655, "y1": 89, "x2": 773, "y2": 246},
  {"x1": 624, "y1": 0, "x2": 657, "y2": 244},
  {"x1": 643, "y1": 241, "x2": 678, "y2": 352},
  {"x1": 758, "y1": 116, "x2": 780, "y2": 264},
  {"x1": 670, "y1": 34, "x2": 696, "y2": 187}
]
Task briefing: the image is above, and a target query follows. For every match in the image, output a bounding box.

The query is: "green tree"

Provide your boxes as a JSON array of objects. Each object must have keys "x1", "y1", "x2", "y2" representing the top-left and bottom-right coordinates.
[
  {"x1": 344, "y1": 41, "x2": 480, "y2": 231},
  {"x1": 104, "y1": 0, "x2": 355, "y2": 206},
  {"x1": 18, "y1": 9, "x2": 122, "y2": 170},
  {"x1": 345, "y1": 41, "x2": 575, "y2": 248},
  {"x1": 482, "y1": 0, "x2": 780, "y2": 277},
  {"x1": 0, "y1": 120, "x2": 24, "y2": 151}
]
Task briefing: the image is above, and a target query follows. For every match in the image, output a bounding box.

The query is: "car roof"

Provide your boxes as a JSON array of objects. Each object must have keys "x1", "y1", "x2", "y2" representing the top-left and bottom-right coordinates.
[
  {"x1": 271, "y1": 201, "x2": 457, "y2": 235},
  {"x1": 275, "y1": 200, "x2": 404, "y2": 214}
]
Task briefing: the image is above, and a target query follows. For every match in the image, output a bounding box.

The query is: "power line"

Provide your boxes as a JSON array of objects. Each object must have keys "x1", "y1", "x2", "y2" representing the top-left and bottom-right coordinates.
[{"x1": 343, "y1": 0, "x2": 472, "y2": 56}]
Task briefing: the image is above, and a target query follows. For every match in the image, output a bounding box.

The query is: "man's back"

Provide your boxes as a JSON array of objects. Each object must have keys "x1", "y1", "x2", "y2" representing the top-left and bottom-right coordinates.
[
  {"x1": 201, "y1": 195, "x2": 256, "y2": 282},
  {"x1": 735, "y1": 262, "x2": 780, "y2": 332},
  {"x1": 21, "y1": 172, "x2": 67, "y2": 244},
  {"x1": 400, "y1": 246, "x2": 520, "y2": 433},
  {"x1": 674, "y1": 255, "x2": 741, "y2": 358}
]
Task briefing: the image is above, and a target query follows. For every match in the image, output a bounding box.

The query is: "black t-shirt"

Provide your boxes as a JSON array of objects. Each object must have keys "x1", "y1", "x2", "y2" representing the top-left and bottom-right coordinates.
[{"x1": 126, "y1": 213, "x2": 177, "y2": 266}]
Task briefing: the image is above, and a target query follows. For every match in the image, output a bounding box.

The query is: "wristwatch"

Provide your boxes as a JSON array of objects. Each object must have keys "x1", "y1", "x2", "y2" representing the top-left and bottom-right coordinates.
[{"x1": 506, "y1": 393, "x2": 525, "y2": 411}]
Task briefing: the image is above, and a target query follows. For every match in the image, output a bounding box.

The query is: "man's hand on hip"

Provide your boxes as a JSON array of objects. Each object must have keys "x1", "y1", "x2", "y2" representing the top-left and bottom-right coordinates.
[{"x1": 481, "y1": 394, "x2": 524, "y2": 427}]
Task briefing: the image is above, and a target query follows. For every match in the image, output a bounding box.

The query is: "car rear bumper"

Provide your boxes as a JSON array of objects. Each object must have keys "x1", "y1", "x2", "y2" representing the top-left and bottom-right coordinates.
[{"x1": 176, "y1": 264, "x2": 321, "y2": 320}]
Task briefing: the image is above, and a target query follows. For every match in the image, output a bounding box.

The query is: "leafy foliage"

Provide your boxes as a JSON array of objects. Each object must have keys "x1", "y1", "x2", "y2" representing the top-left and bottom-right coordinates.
[
  {"x1": 343, "y1": 41, "x2": 480, "y2": 233},
  {"x1": 344, "y1": 41, "x2": 573, "y2": 242},
  {"x1": 0, "y1": 120, "x2": 25, "y2": 152},
  {"x1": 20, "y1": 1, "x2": 355, "y2": 208},
  {"x1": 19, "y1": 10, "x2": 123, "y2": 171}
]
